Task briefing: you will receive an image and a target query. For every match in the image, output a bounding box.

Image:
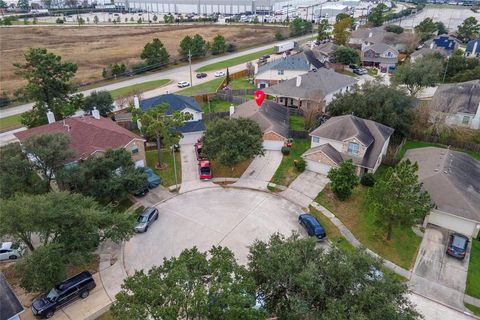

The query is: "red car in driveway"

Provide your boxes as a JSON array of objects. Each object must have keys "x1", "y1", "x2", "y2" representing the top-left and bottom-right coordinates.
[
  {"x1": 194, "y1": 140, "x2": 207, "y2": 161},
  {"x1": 199, "y1": 160, "x2": 213, "y2": 180}
]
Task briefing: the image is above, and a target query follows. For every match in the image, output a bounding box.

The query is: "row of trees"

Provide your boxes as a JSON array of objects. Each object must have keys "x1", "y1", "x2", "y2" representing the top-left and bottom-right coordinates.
[{"x1": 112, "y1": 234, "x2": 421, "y2": 320}]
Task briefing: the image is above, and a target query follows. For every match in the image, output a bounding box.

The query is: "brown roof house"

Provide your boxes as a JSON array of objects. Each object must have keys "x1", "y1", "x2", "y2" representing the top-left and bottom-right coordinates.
[
  {"x1": 301, "y1": 115, "x2": 394, "y2": 175},
  {"x1": 361, "y1": 43, "x2": 399, "y2": 72},
  {"x1": 429, "y1": 80, "x2": 480, "y2": 130},
  {"x1": 263, "y1": 68, "x2": 357, "y2": 111},
  {"x1": 14, "y1": 109, "x2": 147, "y2": 168},
  {"x1": 231, "y1": 100, "x2": 289, "y2": 150},
  {"x1": 405, "y1": 147, "x2": 480, "y2": 238},
  {"x1": 349, "y1": 26, "x2": 416, "y2": 53}
]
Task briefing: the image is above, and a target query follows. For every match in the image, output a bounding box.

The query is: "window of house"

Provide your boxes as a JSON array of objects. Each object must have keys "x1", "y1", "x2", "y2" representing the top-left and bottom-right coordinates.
[
  {"x1": 462, "y1": 116, "x2": 470, "y2": 124},
  {"x1": 347, "y1": 142, "x2": 359, "y2": 155},
  {"x1": 312, "y1": 136, "x2": 320, "y2": 143},
  {"x1": 131, "y1": 145, "x2": 139, "y2": 154},
  {"x1": 278, "y1": 70, "x2": 284, "y2": 75}
]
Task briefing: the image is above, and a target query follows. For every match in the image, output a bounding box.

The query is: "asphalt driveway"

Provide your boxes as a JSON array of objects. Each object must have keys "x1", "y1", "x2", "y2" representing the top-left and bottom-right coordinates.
[
  {"x1": 409, "y1": 226, "x2": 471, "y2": 309},
  {"x1": 124, "y1": 188, "x2": 308, "y2": 273}
]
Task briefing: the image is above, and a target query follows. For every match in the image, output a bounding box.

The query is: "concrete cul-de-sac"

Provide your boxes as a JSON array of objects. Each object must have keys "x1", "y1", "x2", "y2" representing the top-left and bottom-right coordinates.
[{"x1": 123, "y1": 187, "x2": 309, "y2": 274}]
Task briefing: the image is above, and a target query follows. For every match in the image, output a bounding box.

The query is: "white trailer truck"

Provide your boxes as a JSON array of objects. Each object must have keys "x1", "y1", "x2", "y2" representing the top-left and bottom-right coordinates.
[{"x1": 274, "y1": 41, "x2": 296, "y2": 54}]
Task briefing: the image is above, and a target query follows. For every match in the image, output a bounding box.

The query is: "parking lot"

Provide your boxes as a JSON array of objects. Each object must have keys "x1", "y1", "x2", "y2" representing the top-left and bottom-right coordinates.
[
  {"x1": 123, "y1": 187, "x2": 317, "y2": 274},
  {"x1": 410, "y1": 226, "x2": 471, "y2": 309}
]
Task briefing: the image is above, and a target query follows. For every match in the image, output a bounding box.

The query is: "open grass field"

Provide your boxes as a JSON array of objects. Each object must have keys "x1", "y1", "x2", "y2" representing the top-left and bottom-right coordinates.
[
  {"x1": 196, "y1": 47, "x2": 274, "y2": 72},
  {"x1": 0, "y1": 25, "x2": 282, "y2": 96},
  {"x1": 315, "y1": 184, "x2": 422, "y2": 270},
  {"x1": 110, "y1": 79, "x2": 170, "y2": 99},
  {"x1": 177, "y1": 77, "x2": 224, "y2": 96}
]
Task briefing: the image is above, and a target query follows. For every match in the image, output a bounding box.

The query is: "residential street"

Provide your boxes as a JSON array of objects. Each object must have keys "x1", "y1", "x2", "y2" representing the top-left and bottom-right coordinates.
[{"x1": 0, "y1": 34, "x2": 313, "y2": 119}]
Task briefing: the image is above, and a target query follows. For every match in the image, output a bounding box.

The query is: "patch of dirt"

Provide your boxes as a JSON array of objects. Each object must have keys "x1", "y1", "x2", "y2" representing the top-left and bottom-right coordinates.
[
  {"x1": 0, "y1": 25, "x2": 283, "y2": 95},
  {"x1": 0, "y1": 261, "x2": 39, "y2": 307}
]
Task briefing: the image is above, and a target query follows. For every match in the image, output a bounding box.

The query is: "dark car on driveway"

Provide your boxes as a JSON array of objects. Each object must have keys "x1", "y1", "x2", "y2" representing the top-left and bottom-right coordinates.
[
  {"x1": 298, "y1": 214, "x2": 326, "y2": 240},
  {"x1": 134, "y1": 207, "x2": 159, "y2": 233},
  {"x1": 31, "y1": 271, "x2": 96, "y2": 319},
  {"x1": 446, "y1": 233, "x2": 469, "y2": 259},
  {"x1": 196, "y1": 72, "x2": 207, "y2": 79}
]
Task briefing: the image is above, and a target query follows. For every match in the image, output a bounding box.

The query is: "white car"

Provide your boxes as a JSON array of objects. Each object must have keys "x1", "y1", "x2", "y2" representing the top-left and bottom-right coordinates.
[
  {"x1": 177, "y1": 81, "x2": 191, "y2": 88},
  {"x1": 0, "y1": 242, "x2": 26, "y2": 261},
  {"x1": 214, "y1": 71, "x2": 226, "y2": 77}
]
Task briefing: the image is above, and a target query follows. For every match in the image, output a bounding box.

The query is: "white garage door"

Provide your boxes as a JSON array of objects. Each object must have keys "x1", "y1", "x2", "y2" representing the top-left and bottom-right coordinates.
[
  {"x1": 427, "y1": 210, "x2": 479, "y2": 237},
  {"x1": 180, "y1": 132, "x2": 204, "y2": 145},
  {"x1": 263, "y1": 140, "x2": 283, "y2": 151},
  {"x1": 305, "y1": 159, "x2": 332, "y2": 175}
]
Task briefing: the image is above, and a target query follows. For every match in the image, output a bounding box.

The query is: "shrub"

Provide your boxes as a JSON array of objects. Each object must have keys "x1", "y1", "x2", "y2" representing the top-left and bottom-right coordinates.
[
  {"x1": 385, "y1": 25, "x2": 404, "y2": 34},
  {"x1": 360, "y1": 173, "x2": 375, "y2": 187},
  {"x1": 56, "y1": 18, "x2": 64, "y2": 24},
  {"x1": 0, "y1": 91, "x2": 11, "y2": 108},
  {"x1": 294, "y1": 159, "x2": 306, "y2": 173},
  {"x1": 275, "y1": 32, "x2": 285, "y2": 41},
  {"x1": 226, "y1": 43, "x2": 236, "y2": 52},
  {"x1": 281, "y1": 147, "x2": 291, "y2": 155}
]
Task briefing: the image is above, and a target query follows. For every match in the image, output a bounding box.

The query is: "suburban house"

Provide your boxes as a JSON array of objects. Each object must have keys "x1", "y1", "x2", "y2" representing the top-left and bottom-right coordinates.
[
  {"x1": 361, "y1": 43, "x2": 399, "y2": 72},
  {"x1": 312, "y1": 42, "x2": 339, "y2": 63},
  {"x1": 349, "y1": 27, "x2": 415, "y2": 52},
  {"x1": 231, "y1": 100, "x2": 289, "y2": 150},
  {"x1": 14, "y1": 111, "x2": 147, "y2": 167},
  {"x1": 301, "y1": 115, "x2": 394, "y2": 175},
  {"x1": 405, "y1": 147, "x2": 480, "y2": 238},
  {"x1": 263, "y1": 68, "x2": 357, "y2": 110},
  {"x1": 429, "y1": 80, "x2": 480, "y2": 130},
  {"x1": 254, "y1": 53, "x2": 320, "y2": 89},
  {"x1": 465, "y1": 39, "x2": 480, "y2": 58},
  {"x1": 431, "y1": 35, "x2": 459, "y2": 54},
  {"x1": 410, "y1": 46, "x2": 449, "y2": 62},
  {"x1": 135, "y1": 93, "x2": 206, "y2": 144}
]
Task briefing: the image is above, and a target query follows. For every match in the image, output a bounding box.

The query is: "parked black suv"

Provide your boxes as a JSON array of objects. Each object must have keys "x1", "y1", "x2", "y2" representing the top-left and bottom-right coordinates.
[{"x1": 31, "y1": 271, "x2": 96, "y2": 318}]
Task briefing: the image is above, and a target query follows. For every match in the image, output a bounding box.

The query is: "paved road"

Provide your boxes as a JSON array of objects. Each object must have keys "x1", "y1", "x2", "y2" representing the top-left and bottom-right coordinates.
[{"x1": 0, "y1": 34, "x2": 313, "y2": 119}]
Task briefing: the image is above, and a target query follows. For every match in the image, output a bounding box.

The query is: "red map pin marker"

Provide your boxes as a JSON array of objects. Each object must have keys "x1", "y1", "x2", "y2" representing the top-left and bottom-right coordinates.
[{"x1": 254, "y1": 90, "x2": 265, "y2": 107}]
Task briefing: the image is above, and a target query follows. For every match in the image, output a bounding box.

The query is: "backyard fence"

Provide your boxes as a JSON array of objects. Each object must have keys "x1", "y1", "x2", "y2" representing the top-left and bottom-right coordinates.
[
  {"x1": 410, "y1": 134, "x2": 480, "y2": 153},
  {"x1": 289, "y1": 130, "x2": 309, "y2": 139},
  {"x1": 215, "y1": 92, "x2": 249, "y2": 105},
  {"x1": 203, "y1": 112, "x2": 230, "y2": 121}
]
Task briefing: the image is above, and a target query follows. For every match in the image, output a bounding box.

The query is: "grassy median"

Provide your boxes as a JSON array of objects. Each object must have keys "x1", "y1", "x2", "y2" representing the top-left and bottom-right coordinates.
[{"x1": 196, "y1": 48, "x2": 274, "y2": 72}]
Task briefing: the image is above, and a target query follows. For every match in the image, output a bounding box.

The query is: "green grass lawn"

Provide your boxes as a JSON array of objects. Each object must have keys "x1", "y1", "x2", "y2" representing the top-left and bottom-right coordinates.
[
  {"x1": 196, "y1": 48, "x2": 274, "y2": 72},
  {"x1": 367, "y1": 68, "x2": 378, "y2": 77},
  {"x1": 110, "y1": 79, "x2": 170, "y2": 99},
  {"x1": 309, "y1": 206, "x2": 354, "y2": 252},
  {"x1": 202, "y1": 98, "x2": 236, "y2": 113},
  {"x1": 228, "y1": 77, "x2": 255, "y2": 90},
  {"x1": 397, "y1": 140, "x2": 480, "y2": 161},
  {"x1": 315, "y1": 184, "x2": 422, "y2": 270},
  {"x1": 465, "y1": 303, "x2": 480, "y2": 317},
  {"x1": 211, "y1": 158, "x2": 253, "y2": 178},
  {"x1": 271, "y1": 138, "x2": 311, "y2": 186},
  {"x1": 466, "y1": 239, "x2": 480, "y2": 299},
  {"x1": 177, "y1": 77, "x2": 224, "y2": 96},
  {"x1": 289, "y1": 114, "x2": 305, "y2": 131},
  {"x1": 146, "y1": 149, "x2": 182, "y2": 187},
  {"x1": 0, "y1": 113, "x2": 23, "y2": 132}
]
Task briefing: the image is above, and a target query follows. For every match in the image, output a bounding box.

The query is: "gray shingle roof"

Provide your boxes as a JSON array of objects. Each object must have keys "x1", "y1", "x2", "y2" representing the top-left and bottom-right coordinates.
[
  {"x1": 314, "y1": 42, "x2": 339, "y2": 56},
  {"x1": 410, "y1": 47, "x2": 449, "y2": 58},
  {"x1": 405, "y1": 147, "x2": 480, "y2": 222},
  {"x1": 362, "y1": 42, "x2": 399, "y2": 55},
  {"x1": 303, "y1": 143, "x2": 343, "y2": 164},
  {"x1": 309, "y1": 115, "x2": 394, "y2": 169},
  {"x1": 263, "y1": 68, "x2": 357, "y2": 101},
  {"x1": 231, "y1": 100, "x2": 289, "y2": 138},
  {"x1": 257, "y1": 53, "x2": 310, "y2": 75},
  {"x1": 430, "y1": 80, "x2": 480, "y2": 115}
]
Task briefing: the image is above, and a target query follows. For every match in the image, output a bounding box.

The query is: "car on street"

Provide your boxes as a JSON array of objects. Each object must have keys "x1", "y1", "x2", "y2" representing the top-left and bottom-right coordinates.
[
  {"x1": 0, "y1": 241, "x2": 26, "y2": 261},
  {"x1": 446, "y1": 233, "x2": 469, "y2": 259},
  {"x1": 199, "y1": 160, "x2": 213, "y2": 180},
  {"x1": 214, "y1": 71, "x2": 226, "y2": 77},
  {"x1": 298, "y1": 214, "x2": 326, "y2": 240},
  {"x1": 194, "y1": 140, "x2": 207, "y2": 161},
  {"x1": 134, "y1": 207, "x2": 159, "y2": 233},
  {"x1": 353, "y1": 68, "x2": 367, "y2": 75},
  {"x1": 260, "y1": 54, "x2": 270, "y2": 60},
  {"x1": 143, "y1": 167, "x2": 161, "y2": 188},
  {"x1": 349, "y1": 64, "x2": 359, "y2": 70},
  {"x1": 177, "y1": 81, "x2": 191, "y2": 88},
  {"x1": 31, "y1": 271, "x2": 96, "y2": 319},
  {"x1": 196, "y1": 72, "x2": 207, "y2": 79}
]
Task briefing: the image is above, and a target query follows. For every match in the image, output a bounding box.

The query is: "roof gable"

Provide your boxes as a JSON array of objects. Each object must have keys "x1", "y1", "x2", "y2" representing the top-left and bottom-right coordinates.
[
  {"x1": 257, "y1": 54, "x2": 310, "y2": 75},
  {"x1": 140, "y1": 94, "x2": 202, "y2": 114}
]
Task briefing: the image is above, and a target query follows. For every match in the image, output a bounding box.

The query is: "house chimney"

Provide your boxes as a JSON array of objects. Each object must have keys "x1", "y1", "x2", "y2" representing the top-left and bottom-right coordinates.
[
  {"x1": 46, "y1": 110, "x2": 55, "y2": 124},
  {"x1": 296, "y1": 75, "x2": 302, "y2": 87},
  {"x1": 133, "y1": 95, "x2": 140, "y2": 109},
  {"x1": 229, "y1": 105, "x2": 235, "y2": 116},
  {"x1": 92, "y1": 107, "x2": 100, "y2": 120}
]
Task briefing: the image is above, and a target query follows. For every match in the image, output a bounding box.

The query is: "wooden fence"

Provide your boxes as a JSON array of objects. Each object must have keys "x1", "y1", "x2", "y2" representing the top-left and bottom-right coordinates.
[
  {"x1": 203, "y1": 112, "x2": 230, "y2": 121},
  {"x1": 410, "y1": 134, "x2": 480, "y2": 153}
]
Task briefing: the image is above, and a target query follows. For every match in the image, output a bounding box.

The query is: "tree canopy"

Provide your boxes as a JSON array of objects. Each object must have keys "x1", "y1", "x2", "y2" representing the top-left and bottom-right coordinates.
[
  {"x1": 211, "y1": 34, "x2": 226, "y2": 55},
  {"x1": 414, "y1": 18, "x2": 438, "y2": 42},
  {"x1": 392, "y1": 54, "x2": 443, "y2": 96},
  {"x1": 81, "y1": 90, "x2": 114, "y2": 116},
  {"x1": 179, "y1": 34, "x2": 208, "y2": 59},
  {"x1": 328, "y1": 82, "x2": 416, "y2": 137},
  {"x1": 15, "y1": 48, "x2": 82, "y2": 128},
  {"x1": 140, "y1": 38, "x2": 170, "y2": 66},
  {"x1": 202, "y1": 118, "x2": 264, "y2": 168},
  {"x1": 327, "y1": 160, "x2": 359, "y2": 200},
  {"x1": 334, "y1": 46, "x2": 360, "y2": 65},
  {"x1": 332, "y1": 18, "x2": 351, "y2": 46},
  {"x1": 368, "y1": 3, "x2": 387, "y2": 27},
  {"x1": 366, "y1": 160, "x2": 432, "y2": 240},
  {"x1": 317, "y1": 19, "x2": 329, "y2": 41},
  {"x1": 57, "y1": 148, "x2": 147, "y2": 203},
  {"x1": 457, "y1": 17, "x2": 480, "y2": 41},
  {"x1": 248, "y1": 233, "x2": 421, "y2": 320},
  {"x1": 289, "y1": 17, "x2": 313, "y2": 37},
  {"x1": 112, "y1": 246, "x2": 265, "y2": 320}
]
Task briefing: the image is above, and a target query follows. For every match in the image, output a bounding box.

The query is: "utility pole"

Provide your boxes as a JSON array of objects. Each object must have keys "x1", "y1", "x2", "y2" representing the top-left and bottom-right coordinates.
[
  {"x1": 171, "y1": 146, "x2": 178, "y2": 192},
  {"x1": 188, "y1": 49, "x2": 193, "y2": 86}
]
